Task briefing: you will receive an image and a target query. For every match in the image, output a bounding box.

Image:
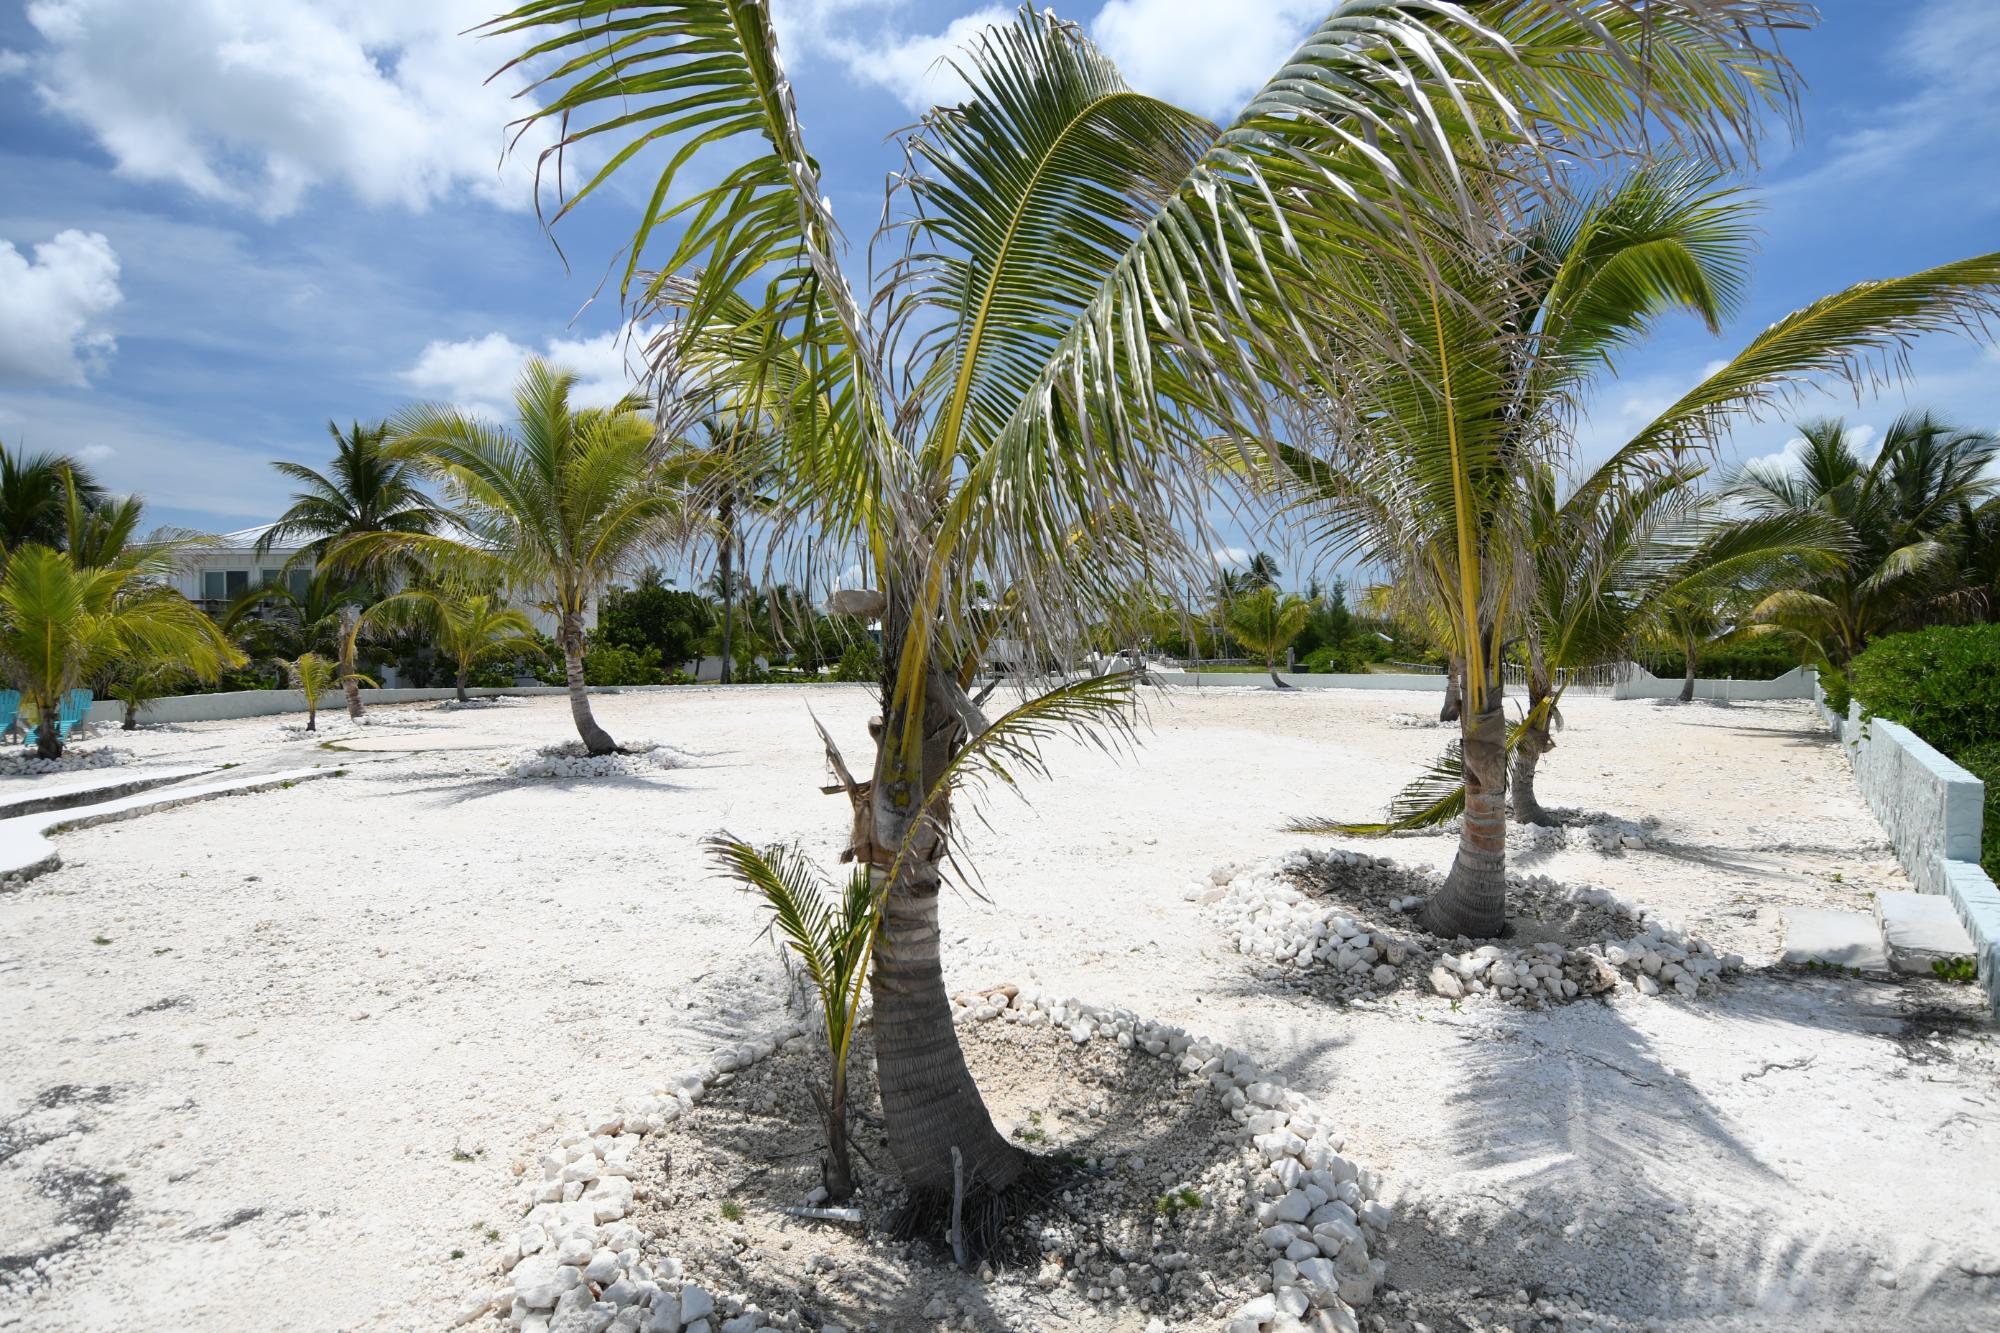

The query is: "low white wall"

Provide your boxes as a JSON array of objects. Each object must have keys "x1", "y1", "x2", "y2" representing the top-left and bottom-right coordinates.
[
  {"x1": 1824, "y1": 683, "x2": 1997, "y2": 1008},
  {"x1": 88, "y1": 686, "x2": 574, "y2": 727},
  {"x1": 1610, "y1": 663, "x2": 1818, "y2": 701},
  {"x1": 1154, "y1": 671, "x2": 1447, "y2": 691}
]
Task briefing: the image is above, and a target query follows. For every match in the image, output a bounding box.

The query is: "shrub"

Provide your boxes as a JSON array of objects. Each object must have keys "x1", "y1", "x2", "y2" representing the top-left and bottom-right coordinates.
[
  {"x1": 1954, "y1": 741, "x2": 2000, "y2": 885},
  {"x1": 1302, "y1": 643, "x2": 1369, "y2": 674},
  {"x1": 1643, "y1": 639, "x2": 1808, "y2": 681},
  {"x1": 1818, "y1": 667, "x2": 1850, "y2": 716},
  {"x1": 1847, "y1": 625, "x2": 2000, "y2": 758},
  {"x1": 831, "y1": 638, "x2": 881, "y2": 683},
  {"x1": 583, "y1": 642, "x2": 666, "y2": 686}
]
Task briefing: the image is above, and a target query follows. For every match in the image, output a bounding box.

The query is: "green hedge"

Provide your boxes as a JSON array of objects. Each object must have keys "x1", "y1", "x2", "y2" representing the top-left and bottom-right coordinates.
[
  {"x1": 1850, "y1": 625, "x2": 2000, "y2": 882},
  {"x1": 1957, "y1": 742, "x2": 2000, "y2": 884},
  {"x1": 1848, "y1": 625, "x2": 2000, "y2": 758},
  {"x1": 1640, "y1": 640, "x2": 1809, "y2": 681}
]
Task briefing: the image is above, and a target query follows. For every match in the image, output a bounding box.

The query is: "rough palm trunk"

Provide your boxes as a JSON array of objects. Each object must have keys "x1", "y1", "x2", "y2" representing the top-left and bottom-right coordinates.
[
  {"x1": 1510, "y1": 721, "x2": 1556, "y2": 828},
  {"x1": 1679, "y1": 643, "x2": 1697, "y2": 703},
  {"x1": 1440, "y1": 654, "x2": 1463, "y2": 722},
  {"x1": 563, "y1": 613, "x2": 616, "y2": 754},
  {"x1": 1266, "y1": 651, "x2": 1290, "y2": 690},
  {"x1": 339, "y1": 604, "x2": 365, "y2": 719},
  {"x1": 306, "y1": 703, "x2": 318, "y2": 733},
  {"x1": 34, "y1": 695, "x2": 62, "y2": 760},
  {"x1": 867, "y1": 622, "x2": 1022, "y2": 1211},
  {"x1": 454, "y1": 661, "x2": 471, "y2": 704},
  {"x1": 717, "y1": 500, "x2": 735, "y2": 685},
  {"x1": 1420, "y1": 692, "x2": 1509, "y2": 938},
  {"x1": 123, "y1": 703, "x2": 139, "y2": 731}
]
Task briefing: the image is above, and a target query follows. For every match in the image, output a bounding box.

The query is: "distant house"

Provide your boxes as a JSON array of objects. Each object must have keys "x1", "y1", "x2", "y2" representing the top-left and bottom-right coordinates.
[{"x1": 171, "y1": 523, "x2": 593, "y2": 643}]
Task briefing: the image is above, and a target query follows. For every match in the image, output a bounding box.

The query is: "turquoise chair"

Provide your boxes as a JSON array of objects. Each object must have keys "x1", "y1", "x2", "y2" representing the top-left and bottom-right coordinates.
[
  {"x1": 0, "y1": 690, "x2": 18, "y2": 739},
  {"x1": 21, "y1": 689, "x2": 92, "y2": 750}
]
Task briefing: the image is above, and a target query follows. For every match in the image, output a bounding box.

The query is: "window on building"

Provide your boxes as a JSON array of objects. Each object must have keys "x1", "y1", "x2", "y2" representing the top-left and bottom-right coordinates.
[
  {"x1": 261, "y1": 568, "x2": 282, "y2": 587},
  {"x1": 203, "y1": 571, "x2": 226, "y2": 601},
  {"x1": 224, "y1": 570, "x2": 249, "y2": 597},
  {"x1": 288, "y1": 569, "x2": 311, "y2": 599}
]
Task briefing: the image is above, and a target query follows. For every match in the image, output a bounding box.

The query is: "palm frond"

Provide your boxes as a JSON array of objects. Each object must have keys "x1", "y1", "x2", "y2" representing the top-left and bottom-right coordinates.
[{"x1": 1288, "y1": 742, "x2": 1466, "y2": 837}]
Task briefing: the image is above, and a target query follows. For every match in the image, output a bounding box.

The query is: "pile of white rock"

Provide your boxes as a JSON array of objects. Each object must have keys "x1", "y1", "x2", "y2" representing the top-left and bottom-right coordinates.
[
  {"x1": 1202, "y1": 855, "x2": 1743, "y2": 1008},
  {"x1": 466, "y1": 1018, "x2": 820, "y2": 1332},
  {"x1": 951, "y1": 987, "x2": 1388, "y2": 1333},
  {"x1": 0, "y1": 745, "x2": 130, "y2": 776},
  {"x1": 1194, "y1": 854, "x2": 1421, "y2": 993},
  {"x1": 1385, "y1": 712, "x2": 1443, "y2": 729},
  {"x1": 504, "y1": 740, "x2": 686, "y2": 780}
]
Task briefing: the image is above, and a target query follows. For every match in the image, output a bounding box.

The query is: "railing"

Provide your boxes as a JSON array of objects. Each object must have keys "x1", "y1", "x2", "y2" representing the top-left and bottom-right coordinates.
[
  {"x1": 1499, "y1": 661, "x2": 1633, "y2": 695},
  {"x1": 1384, "y1": 659, "x2": 1447, "y2": 675}
]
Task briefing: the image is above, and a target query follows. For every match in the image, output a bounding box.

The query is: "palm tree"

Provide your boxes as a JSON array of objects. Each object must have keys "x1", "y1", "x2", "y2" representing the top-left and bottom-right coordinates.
[
  {"x1": 221, "y1": 568, "x2": 364, "y2": 667},
  {"x1": 283, "y1": 652, "x2": 373, "y2": 733},
  {"x1": 358, "y1": 586, "x2": 543, "y2": 701},
  {"x1": 0, "y1": 545, "x2": 240, "y2": 757},
  {"x1": 0, "y1": 443, "x2": 105, "y2": 554},
  {"x1": 1732, "y1": 413, "x2": 2000, "y2": 665},
  {"x1": 354, "y1": 360, "x2": 681, "y2": 754},
  {"x1": 1280, "y1": 159, "x2": 2000, "y2": 937},
  {"x1": 488, "y1": 0, "x2": 1801, "y2": 1224},
  {"x1": 664, "y1": 413, "x2": 781, "y2": 683},
  {"x1": 262, "y1": 420, "x2": 446, "y2": 719},
  {"x1": 1227, "y1": 586, "x2": 1312, "y2": 687}
]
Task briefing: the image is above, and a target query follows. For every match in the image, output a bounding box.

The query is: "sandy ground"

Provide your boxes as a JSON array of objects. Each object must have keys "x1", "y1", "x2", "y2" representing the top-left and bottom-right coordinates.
[{"x1": 0, "y1": 686, "x2": 1994, "y2": 1331}]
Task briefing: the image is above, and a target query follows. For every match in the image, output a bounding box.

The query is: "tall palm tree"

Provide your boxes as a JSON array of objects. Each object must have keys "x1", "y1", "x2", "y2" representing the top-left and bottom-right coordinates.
[
  {"x1": 351, "y1": 360, "x2": 681, "y2": 754},
  {"x1": 0, "y1": 544, "x2": 240, "y2": 757},
  {"x1": 262, "y1": 420, "x2": 446, "y2": 718},
  {"x1": 1280, "y1": 159, "x2": 2000, "y2": 937},
  {"x1": 1732, "y1": 413, "x2": 2000, "y2": 665},
  {"x1": 1228, "y1": 586, "x2": 1312, "y2": 687},
  {"x1": 359, "y1": 586, "x2": 543, "y2": 701},
  {"x1": 489, "y1": 0, "x2": 1802, "y2": 1226},
  {"x1": 663, "y1": 412, "x2": 781, "y2": 683},
  {"x1": 0, "y1": 442, "x2": 105, "y2": 553}
]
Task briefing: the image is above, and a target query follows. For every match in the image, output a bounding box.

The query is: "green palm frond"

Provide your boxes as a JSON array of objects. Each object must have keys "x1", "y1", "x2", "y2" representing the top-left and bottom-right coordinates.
[{"x1": 929, "y1": 671, "x2": 1140, "y2": 808}]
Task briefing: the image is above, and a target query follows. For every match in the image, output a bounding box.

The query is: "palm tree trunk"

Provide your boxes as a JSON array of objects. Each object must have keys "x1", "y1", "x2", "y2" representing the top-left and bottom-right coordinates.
[
  {"x1": 1440, "y1": 654, "x2": 1463, "y2": 722},
  {"x1": 455, "y1": 661, "x2": 470, "y2": 704},
  {"x1": 306, "y1": 705, "x2": 317, "y2": 733},
  {"x1": 1420, "y1": 693, "x2": 1508, "y2": 938},
  {"x1": 563, "y1": 613, "x2": 616, "y2": 755},
  {"x1": 718, "y1": 500, "x2": 735, "y2": 685},
  {"x1": 339, "y1": 604, "x2": 365, "y2": 719},
  {"x1": 867, "y1": 639, "x2": 1022, "y2": 1213},
  {"x1": 1267, "y1": 651, "x2": 1289, "y2": 689},
  {"x1": 34, "y1": 694, "x2": 62, "y2": 760},
  {"x1": 1679, "y1": 638, "x2": 1697, "y2": 703},
  {"x1": 1510, "y1": 727, "x2": 1556, "y2": 828},
  {"x1": 123, "y1": 703, "x2": 138, "y2": 731}
]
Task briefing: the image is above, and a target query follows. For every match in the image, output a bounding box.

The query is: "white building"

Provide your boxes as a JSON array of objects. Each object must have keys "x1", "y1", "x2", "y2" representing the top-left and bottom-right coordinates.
[{"x1": 173, "y1": 523, "x2": 592, "y2": 642}]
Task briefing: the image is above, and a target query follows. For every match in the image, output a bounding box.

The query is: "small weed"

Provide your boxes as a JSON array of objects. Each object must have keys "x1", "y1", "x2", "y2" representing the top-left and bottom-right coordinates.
[
  {"x1": 450, "y1": 1143, "x2": 479, "y2": 1163},
  {"x1": 191, "y1": 1043, "x2": 207, "y2": 1056},
  {"x1": 1832, "y1": 872, "x2": 1843, "y2": 883},
  {"x1": 718, "y1": 1200, "x2": 745, "y2": 1223},
  {"x1": 449, "y1": 1249, "x2": 464, "y2": 1260},
  {"x1": 219, "y1": 762, "x2": 238, "y2": 770},
  {"x1": 1155, "y1": 1187, "x2": 1204, "y2": 1222},
  {"x1": 152, "y1": 947, "x2": 171, "y2": 956},
  {"x1": 483, "y1": 1225, "x2": 501, "y2": 1243},
  {"x1": 1932, "y1": 956, "x2": 1978, "y2": 985},
  {"x1": 279, "y1": 780, "x2": 296, "y2": 790},
  {"x1": 92, "y1": 935, "x2": 112, "y2": 945},
  {"x1": 1449, "y1": 998, "x2": 1462, "y2": 1013},
  {"x1": 1802, "y1": 958, "x2": 1862, "y2": 978}
]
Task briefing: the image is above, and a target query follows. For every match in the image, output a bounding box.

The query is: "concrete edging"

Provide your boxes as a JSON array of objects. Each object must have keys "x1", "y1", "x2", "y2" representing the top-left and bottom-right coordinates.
[
  {"x1": 1, "y1": 766, "x2": 344, "y2": 885},
  {"x1": 1818, "y1": 681, "x2": 1998, "y2": 1010}
]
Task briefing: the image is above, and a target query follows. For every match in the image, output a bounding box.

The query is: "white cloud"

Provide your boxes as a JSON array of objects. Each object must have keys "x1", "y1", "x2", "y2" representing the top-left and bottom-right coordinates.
[
  {"x1": 0, "y1": 49, "x2": 30, "y2": 77},
  {"x1": 401, "y1": 329, "x2": 653, "y2": 423},
  {"x1": 0, "y1": 228, "x2": 122, "y2": 386},
  {"x1": 824, "y1": 6, "x2": 1008, "y2": 112},
  {"x1": 1091, "y1": 0, "x2": 1321, "y2": 120},
  {"x1": 17, "y1": 0, "x2": 553, "y2": 218},
  {"x1": 1211, "y1": 545, "x2": 1249, "y2": 568}
]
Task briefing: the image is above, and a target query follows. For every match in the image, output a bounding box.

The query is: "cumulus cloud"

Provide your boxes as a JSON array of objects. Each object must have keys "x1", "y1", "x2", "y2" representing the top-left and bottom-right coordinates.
[
  {"x1": 17, "y1": 0, "x2": 552, "y2": 218},
  {"x1": 823, "y1": 6, "x2": 1008, "y2": 112},
  {"x1": 401, "y1": 329, "x2": 653, "y2": 423},
  {"x1": 1091, "y1": 0, "x2": 1321, "y2": 120},
  {"x1": 0, "y1": 228, "x2": 122, "y2": 387}
]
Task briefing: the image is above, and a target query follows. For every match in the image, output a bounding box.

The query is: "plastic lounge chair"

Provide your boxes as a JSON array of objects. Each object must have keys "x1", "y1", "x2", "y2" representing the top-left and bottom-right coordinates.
[
  {"x1": 21, "y1": 689, "x2": 92, "y2": 749},
  {"x1": 0, "y1": 690, "x2": 18, "y2": 740}
]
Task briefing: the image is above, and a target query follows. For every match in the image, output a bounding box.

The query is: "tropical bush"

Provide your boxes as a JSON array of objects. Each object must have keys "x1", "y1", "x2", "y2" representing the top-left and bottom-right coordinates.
[
  {"x1": 1303, "y1": 643, "x2": 1371, "y2": 674},
  {"x1": 583, "y1": 642, "x2": 668, "y2": 687},
  {"x1": 1641, "y1": 640, "x2": 1810, "y2": 682},
  {"x1": 829, "y1": 639, "x2": 881, "y2": 684},
  {"x1": 598, "y1": 581, "x2": 711, "y2": 670},
  {"x1": 1847, "y1": 624, "x2": 2000, "y2": 758}
]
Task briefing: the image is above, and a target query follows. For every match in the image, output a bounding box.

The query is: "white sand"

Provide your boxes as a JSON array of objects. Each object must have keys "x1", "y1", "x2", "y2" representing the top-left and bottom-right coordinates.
[{"x1": 1, "y1": 687, "x2": 1994, "y2": 1330}]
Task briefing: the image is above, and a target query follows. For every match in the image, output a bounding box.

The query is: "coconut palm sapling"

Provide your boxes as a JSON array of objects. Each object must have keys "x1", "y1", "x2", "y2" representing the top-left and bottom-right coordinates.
[{"x1": 490, "y1": 0, "x2": 1809, "y2": 1229}]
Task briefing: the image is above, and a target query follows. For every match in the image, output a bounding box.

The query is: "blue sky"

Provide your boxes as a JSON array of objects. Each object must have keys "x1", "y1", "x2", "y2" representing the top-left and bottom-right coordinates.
[{"x1": 1, "y1": 0, "x2": 1996, "y2": 585}]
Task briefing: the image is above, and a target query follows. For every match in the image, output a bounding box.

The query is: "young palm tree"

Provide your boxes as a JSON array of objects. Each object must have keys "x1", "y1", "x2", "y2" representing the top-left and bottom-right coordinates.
[
  {"x1": 0, "y1": 443, "x2": 105, "y2": 554},
  {"x1": 489, "y1": 0, "x2": 1802, "y2": 1224},
  {"x1": 358, "y1": 586, "x2": 543, "y2": 701},
  {"x1": 262, "y1": 420, "x2": 446, "y2": 719},
  {"x1": 351, "y1": 360, "x2": 681, "y2": 754},
  {"x1": 0, "y1": 545, "x2": 240, "y2": 757},
  {"x1": 1228, "y1": 587, "x2": 1312, "y2": 687},
  {"x1": 1280, "y1": 161, "x2": 2000, "y2": 936},
  {"x1": 283, "y1": 652, "x2": 373, "y2": 733},
  {"x1": 1731, "y1": 413, "x2": 2000, "y2": 665}
]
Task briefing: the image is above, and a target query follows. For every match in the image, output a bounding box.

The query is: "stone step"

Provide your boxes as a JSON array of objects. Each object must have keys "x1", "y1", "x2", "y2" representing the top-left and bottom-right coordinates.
[
  {"x1": 1780, "y1": 907, "x2": 1890, "y2": 974},
  {"x1": 1873, "y1": 891, "x2": 1978, "y2": 975}
]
